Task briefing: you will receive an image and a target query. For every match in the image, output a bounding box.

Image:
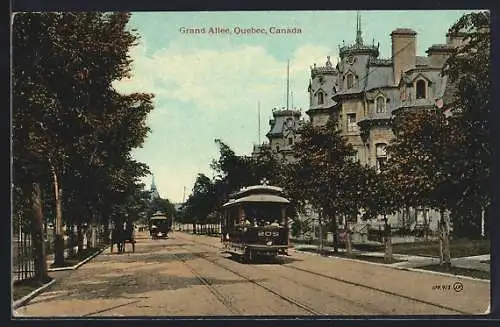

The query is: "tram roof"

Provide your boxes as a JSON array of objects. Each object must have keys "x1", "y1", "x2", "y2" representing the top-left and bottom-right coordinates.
[
  {"x1": 150, "y1": 212, "x2": 168, "y2": 219},
  {"x1": 229, "y1": 185, "x2": 284, "y2": 199},
  {"x1": 222, "y1": 194, "x2": 290, "y2": 207}
]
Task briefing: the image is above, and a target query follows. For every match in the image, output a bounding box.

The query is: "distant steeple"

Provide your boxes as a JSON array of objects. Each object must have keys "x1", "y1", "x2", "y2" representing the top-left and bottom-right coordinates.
[
  {"x1": 355, "y1": 11, "x2": 363, "y2": 45},
  {"x1": 150, "y1": 173, "x2": 160, "y2": 200},
  {"x1": 151, "y1": 174, "x2": 157, "y2": 191}
]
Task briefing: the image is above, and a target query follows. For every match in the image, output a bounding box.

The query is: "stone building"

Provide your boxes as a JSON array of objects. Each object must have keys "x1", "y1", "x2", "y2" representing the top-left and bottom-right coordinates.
[
  {"x1": 307, "y1": 13, "x2": 462, "y2": 232},
  {"x1": 252, "y1": 107, "x2": 305, "y2": 163}
]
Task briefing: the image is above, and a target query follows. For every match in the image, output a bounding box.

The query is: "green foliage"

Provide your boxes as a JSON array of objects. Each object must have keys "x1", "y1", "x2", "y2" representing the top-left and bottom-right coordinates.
[
  {"x1": 148, "y1": 197, "x2": 176, "y2": 219},
  {"x1": 385, "y1": 11, "x2": 491, "y2": 239},
  {"x1": 183, "y1": 173, "x2": 218, "y2": 224},
  {"x1": 12, "y1": 12, "x2": 154, "y2": 233},
  {"x1": 442, "y1": 11, "x2": 491, "y2": 210},
  {"x1": 386, "y1": 109, "x2": 456, "y2": 212},
  {"x1": 283, "y1": 118, "x2": 356, "y2": 221}
]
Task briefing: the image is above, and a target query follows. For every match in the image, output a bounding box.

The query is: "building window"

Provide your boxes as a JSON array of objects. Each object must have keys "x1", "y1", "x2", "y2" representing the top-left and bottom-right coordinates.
[
  {"x1": 288, "y1": 138, "x2": 293, "y2": 145},
  {"x1": 347, "y1": 151, "x2": 359, "y2": 162},
  {"x1": 376, "y1": 96, "x2": 386, "y2": 113},
  {"x1": 276, "y1": 145, "x2": 280, "y2": 152},
  {"x1": 375, "y1": 143, "x2": 387, "y2": 172},
  {"x1": 416, "y1": 79, "x2": 426, "y2": 99},
  {"x1": 346, "y1": 73, "x2": 354, "y2": 89},
  {"x1": 347, "y1": 113, "x2": 358, "y2": 132},
  {"x1": 318, "y1": 92, "x2": 324, "y2": 105}
]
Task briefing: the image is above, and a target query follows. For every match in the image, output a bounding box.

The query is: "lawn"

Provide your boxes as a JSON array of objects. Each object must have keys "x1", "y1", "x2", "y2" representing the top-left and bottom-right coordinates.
[
  {"x1": 392, "y1": 238, "x2": 490, "y2": 258},
  {"x1": 13, "y1": 277, "x2": 53, "y2": 301},
  {"x1": 292, "y1": 238, "x2": 490, "y2": 258},
  {"x1": 418, "y1": 264, "x2": 490, "y2": 280},
  {"x1": 50, "y1": 246, "x2": 104, "y2": 269},
  {"x1": 297, "y1": 247, "x2": 405, "y2": 264}
]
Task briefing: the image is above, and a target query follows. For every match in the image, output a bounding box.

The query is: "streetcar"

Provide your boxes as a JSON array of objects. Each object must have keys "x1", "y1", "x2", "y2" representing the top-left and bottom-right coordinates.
[
  {"x1": 149, "y1": 211, "x2": 172, "y2": 239},
  {"x1": 220, "y1": 184, "x2": 292, "y2": 262}
]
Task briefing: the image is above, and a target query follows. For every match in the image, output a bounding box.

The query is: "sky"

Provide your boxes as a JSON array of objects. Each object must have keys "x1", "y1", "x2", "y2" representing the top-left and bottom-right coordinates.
[{"x1": 112, "y1": 10, "x2": 480, "y2": 203}]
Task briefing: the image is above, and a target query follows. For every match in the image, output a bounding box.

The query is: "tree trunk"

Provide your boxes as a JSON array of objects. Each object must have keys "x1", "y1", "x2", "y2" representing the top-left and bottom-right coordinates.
[
  {"x1": 67, "y1": 222, "x2": 75, "y2": 257},
  {"x1": 346, "y1": 219, "x2": 353, "y2": 257},
  {"x1": 331, "y1": 211, "x2": 338, "y2": 253},
  {"x1": 51, "y1": 166, "x2": 65, "y2": 266},
  {"x1": 30, "y1": 182, "x2": 48, "y2": 281},
  {"x1": 439, "y1": 209, "x2": 451, "y2": 270},
  {"x1": 383, "y1": 215, "x2": 393, "y2": 263},
  {"x1": 423, "y1": 209, "x2": 429, "y2": 242},
  {"x1": 439, "y1": 218, "x2": 444, "y2": 264},
  {"x1": 318, "y1": 212, "x2": 324, "y2": 254},
  {"x1": 192, "y1": 223, "x2": 196, "y2": 234},
  {"x1": 103, "y1": 221, "x2": 110, "y2": 245},
  {"x1": 481, "y1": 207, "x2": 485, "y2": 238},
  {"x1": 77, "y1": 223, "x2": 84, "y2": 253}
]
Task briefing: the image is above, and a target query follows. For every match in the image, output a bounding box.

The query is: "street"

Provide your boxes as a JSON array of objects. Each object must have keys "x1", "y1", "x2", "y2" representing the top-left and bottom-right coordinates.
[{"x1": 15, "y1": 231, "x2": 490, "y2": 317}]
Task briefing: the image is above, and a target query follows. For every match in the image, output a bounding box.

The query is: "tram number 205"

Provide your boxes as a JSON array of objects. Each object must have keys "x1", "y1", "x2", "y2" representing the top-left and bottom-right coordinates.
[{"x1": 257, "y1": 231, "x2": 279, "y2": 237}]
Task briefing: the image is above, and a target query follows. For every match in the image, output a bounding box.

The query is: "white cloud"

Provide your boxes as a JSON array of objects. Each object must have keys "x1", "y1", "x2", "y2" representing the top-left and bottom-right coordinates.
[{"x1": 115, "y1": 39, "x2": 333, "y2": 202}]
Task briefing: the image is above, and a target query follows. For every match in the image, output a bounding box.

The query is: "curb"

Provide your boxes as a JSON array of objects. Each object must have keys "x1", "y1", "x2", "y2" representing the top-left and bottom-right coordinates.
[
  {"x1": 292, "y1": 248, "x2": 491, "y2": 282},
  {"x1": 12, "y1": 278, "x2": 56, "y2": 310},
  {"x1": 48, "y1": 246, "x2": 109, "y2": 272},
  {"x1": 396, "y1": 266, "x2": 491, "y2": 283}
]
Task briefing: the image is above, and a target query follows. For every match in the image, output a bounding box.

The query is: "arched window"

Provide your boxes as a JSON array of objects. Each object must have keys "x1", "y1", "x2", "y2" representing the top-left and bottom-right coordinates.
[
  {"x1": 416, "y1": 79, "x2": 426, "y2": 99},
  {"x1": 376, "y1": 96, "x2": 386, "y2": 113},
  {"x1": 318, "y1": 92, "x2": 324, "y2": 105},
  {"x1": 346, "y1": 73, "x2": 354, "y2": 89},
  {"x1": 375, "y1": 143, "x2": 387, "y2": 172}
]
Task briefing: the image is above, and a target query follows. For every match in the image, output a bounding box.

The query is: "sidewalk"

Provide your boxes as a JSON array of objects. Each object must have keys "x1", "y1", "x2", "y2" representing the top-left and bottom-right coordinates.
[{"x1": 292, "y1": 244, "x2": 490, "y2": 272}]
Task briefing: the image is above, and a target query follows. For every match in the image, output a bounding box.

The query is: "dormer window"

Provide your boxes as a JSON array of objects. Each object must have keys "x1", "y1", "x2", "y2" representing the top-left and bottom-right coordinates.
[
  {"x1": 416, "y1": 79, "x2": 426, "y2": 99},
  {"x1": 318, "y1": 92, "x2": 324, "y2": 105},
  {"x1": 346, "y1": 73, "x2": 354, "y2": 90},
  {"x1": 376, "y1": 96, "x2": 386, "y2": 113}
]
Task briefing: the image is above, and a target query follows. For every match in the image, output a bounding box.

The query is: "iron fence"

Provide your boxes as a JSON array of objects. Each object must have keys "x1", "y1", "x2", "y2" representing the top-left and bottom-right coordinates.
[{"x1": 12, "y1": 231, "x2": 35, "y2": 282}]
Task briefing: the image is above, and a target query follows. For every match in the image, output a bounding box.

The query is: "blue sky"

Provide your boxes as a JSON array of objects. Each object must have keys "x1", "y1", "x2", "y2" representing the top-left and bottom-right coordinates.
[{"x1": 112, "y1": 10, "x2": 479, "y2": 203}]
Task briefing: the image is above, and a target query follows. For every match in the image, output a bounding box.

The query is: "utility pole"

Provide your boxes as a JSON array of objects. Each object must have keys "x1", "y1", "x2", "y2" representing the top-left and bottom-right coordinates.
[
  {"x1": 258, "y1": 102, "x2": 261, "y2": 145},
  {"x1": 286, "y1": 59, "x2": 290, "y2": 110}
]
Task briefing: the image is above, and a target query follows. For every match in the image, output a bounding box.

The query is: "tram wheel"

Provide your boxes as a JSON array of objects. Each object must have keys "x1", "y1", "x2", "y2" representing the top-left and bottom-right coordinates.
[{"x1": 248, "y1": 250, "x2": 255, "y2": 263}]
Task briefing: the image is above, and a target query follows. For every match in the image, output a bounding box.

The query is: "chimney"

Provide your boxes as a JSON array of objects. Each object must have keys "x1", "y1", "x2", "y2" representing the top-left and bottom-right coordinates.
[
  {"x1": 426, "y1": 44, "x2": 453, "y2": 68},
  {"x1": 446, "y1": 31, "x2": 467, "y2": 48},
  {"x1": 391, "y1": 28, "x2": 417, "y2": 85}
]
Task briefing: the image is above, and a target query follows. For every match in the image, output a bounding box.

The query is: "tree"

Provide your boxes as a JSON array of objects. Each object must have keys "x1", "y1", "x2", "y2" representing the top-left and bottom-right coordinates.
[
  {"x1": 149, "y1": 197, "x2": 176, "y2": 218},
  {"x1": 13, "y1": 12, "x2": 154, "y2": 266},
  {"x1": 284, "y1": 118, "x2": 356, "y2": 253},
  {"x1": 441, "y1": 11, "x2": 491, "y2": 238},
  {"x1": 249, "y1": 145, "x2": 285, "y2": 186},
  {"x1": 363, "y1": 166, "x2": 401, "y2": 263},
  {"x1": 183, "y1": 174, "x2": 218, "y2": 234},
  {"x1": 337, "y1": 161, "x2": 379, "y2": 257},
  {"x1": 386, "y1": 109, "x2": 458, "y2": 268}
]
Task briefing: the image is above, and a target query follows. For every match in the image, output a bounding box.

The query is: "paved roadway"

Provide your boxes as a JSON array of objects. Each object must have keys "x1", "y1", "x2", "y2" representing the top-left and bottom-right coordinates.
[{"x1": 14, "y1": 232, "x2": 490, "y2": 317}]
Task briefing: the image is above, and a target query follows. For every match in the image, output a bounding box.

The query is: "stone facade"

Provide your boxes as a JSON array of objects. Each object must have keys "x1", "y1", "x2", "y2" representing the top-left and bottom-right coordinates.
[
  {"x1": 305, "y1": 14, "x2": 463, "y2": 231},
  {"x1": 252, "y1": 107, "x2": 305, "y2": 163},
  {"x1": 252, "y1": 14, "x2": 467, "y2": 237}
]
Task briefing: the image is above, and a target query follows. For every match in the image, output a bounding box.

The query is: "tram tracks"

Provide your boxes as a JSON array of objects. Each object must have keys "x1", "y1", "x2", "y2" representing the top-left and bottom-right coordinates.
[
  {"x1": 281, "y1": 264, "x2": 468, "y2": 314},
  {"x1": 181, "y1": 236, "x2": 469, "y2": 315},
  {"x1": 172, "y1": 252, "x2": 243, "y2": 315},
  {"x1": 173, "y1": 250, "x2": 324, "y2": 315}
]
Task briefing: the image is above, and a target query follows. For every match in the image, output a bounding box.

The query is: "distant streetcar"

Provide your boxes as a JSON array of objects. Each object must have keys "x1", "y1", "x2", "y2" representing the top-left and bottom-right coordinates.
[
  {"x1": 220, "y1": 184, "x2": 292, "y2": 262},
  {"x1": 149, "y1": 211, "x2": 172, "y2": 239}
]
